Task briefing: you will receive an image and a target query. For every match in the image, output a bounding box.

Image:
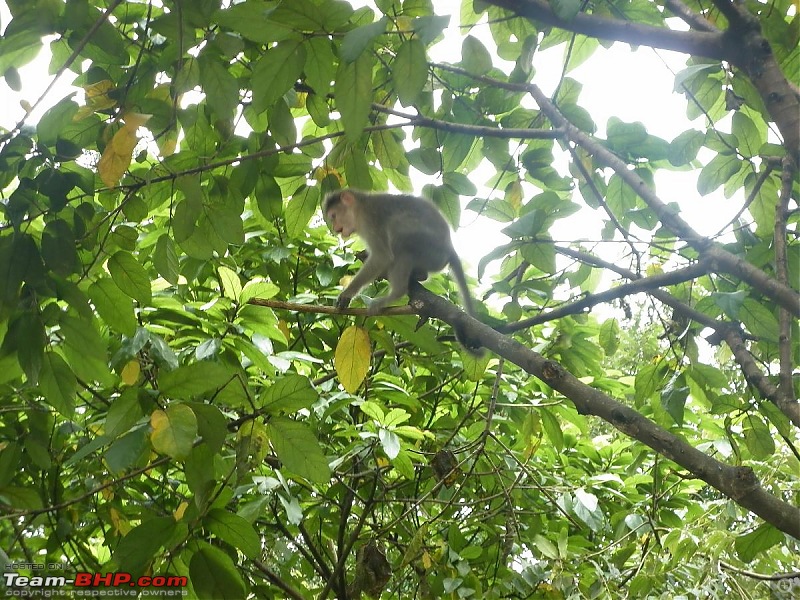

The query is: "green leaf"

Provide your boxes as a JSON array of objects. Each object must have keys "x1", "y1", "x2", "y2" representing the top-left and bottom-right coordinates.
[
  {"x1": 270, "y1": 0, "x2": 352, "y2": 32},
  {"x1": 740, "y1": 298, "x2": 779, "y2": 342},
  {"x1": 461, "y1": 35, "x2": 492, "y2": 75},
  {"x1": 150, "y1": 403, "x2": 198, "y2": 461},
  {"x1": 606, "y1": 118, "x2": 648, "y2": 151},
  {"x1": 599, "y1": 318, "x2": 620, "y2": 356},
  {"x1": 41, "y1": 219, "x2": 79, "y2": 276},
  {"x1": 260, "y1": 374, "x2": 318, "y2": 414},
  {"x1": 660, "y1": 374, "x2": 689, "y2": 426},
  {"x1": 39, "y1": 352, "x2": 77, "y2": 417},
  {"x1": 240, "y1": 280, "x2": 280, "y2": 304},
  {"x1": 734, "y1": 523, "x2": 782, "y2": 563},
  {"x1": 335, "y1": 52, "x2": 374, "y2": 140},
  {"x1": 539, "y1": 408, "x2": 564, "y2": 452},
  {"x1": 742, "y1": 415, "x2": 775, "y2": 459},
  {"x1": 190, "y1": 545, "x2": 247, "y2": 600},
  {"x1": 218, "y1": 266, "x2": 242, "y2": 301},
  {"x1": 711, "y1": 290, "x2": 746, "y2": 318},
  {"x1": 205, "y1": 509, "x2": 261, "y2": 559},
  {"x1": 393, "y1": 39, "x2": 428, "y2": 106},
  {"x1": 105, "y1": 427, "x2": 149, "y2": 475},
  {"x1": 697, "y1": 153, "x2": 742, "y2": 196},
  {"x1": 158, "y1": 362, "x2": 239, "y2": 400},
  {"x1": 521, "y1": 239, "x2": 557, "y2": 274},
  {"x1": 198, "y1": 52, "x2": 239, "y2": 118},
  {"x1": 107, "y1": 251, "x2": 151, "y2": 305},
  {"x1": 339, "y1": 16, "x2": 387, "y2": 62},
  {"x1": 105, "y1": 388, "x2": 144, "y2": 438},
  {"x1": 251, "y1": 40, "x2": 307, "y2": 113},
  {"x1": 285, "y1": 185, "x2": 320, "y2": 239},
  {"x1": 153, "y1": 234, "x2": 180, "y2": 285},
  {"x1": 635, "y1": 363, "x2": 667, "y2": 405},
  {"x1": 213, "y1": 2, "x2": 294, "y2": 44},
  {"x1": 412, "y1": 15, "x2": 450, "y2": 45},
  {"x1": 207, "y1": 204, "x2": 245, "y2": 246},
  {"x1": 305, "y1": 36, "x2": 336, "y2": 95},
  {"x1": 267, "y1": 417, "x2": 331, "y2": 484},
  {"x1": 114, "y1": 517, "x2": 178, "y2": 575}
]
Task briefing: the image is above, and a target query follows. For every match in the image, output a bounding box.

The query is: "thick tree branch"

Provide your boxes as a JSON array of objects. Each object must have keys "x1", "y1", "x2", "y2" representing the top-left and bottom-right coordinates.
[
  {"x1": 774, "y1": 158, "x2": 796, "y2": 412},
  {"x1": 520, "y1": 81, "x2": 800, "y2": 317},
  {"x1": 484, "y1": 0, "x2": 725, "y2": 58},
  {"x1": 484, "y1": 0, "x2": 800, "y2": 164},
  {"x1": 553, "y1": 247, "x2": 800, "y2": 427},
  {"x1": 410, "y1": 286, "x2": 800, "y2": 538}
]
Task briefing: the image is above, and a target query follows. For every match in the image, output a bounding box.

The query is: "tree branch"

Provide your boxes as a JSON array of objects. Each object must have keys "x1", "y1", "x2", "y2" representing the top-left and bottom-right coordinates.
[
  {"x1": 410, "y1": 286, "x2": 800, "y2": 538},
  {"x1": 372, "y1": 103, "x2": 562, "y2": 140},
  {"x1": 484, "y1": 0, "x2": 725, "y2": 58},
  {"x1": 499, "y1": 258, "x2": 711, "y2": 333}
]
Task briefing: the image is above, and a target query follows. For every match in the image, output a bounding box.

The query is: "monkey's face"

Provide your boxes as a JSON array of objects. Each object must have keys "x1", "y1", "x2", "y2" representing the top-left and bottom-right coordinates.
[{"x1": 326, "y1": 205, "x2": 356, "y2": 239}]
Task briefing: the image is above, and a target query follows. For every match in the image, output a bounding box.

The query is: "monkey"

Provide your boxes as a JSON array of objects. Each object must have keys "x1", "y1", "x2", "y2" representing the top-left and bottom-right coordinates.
[{"x1": 323, "y1": 188, "x2": 482, "y2": 354}]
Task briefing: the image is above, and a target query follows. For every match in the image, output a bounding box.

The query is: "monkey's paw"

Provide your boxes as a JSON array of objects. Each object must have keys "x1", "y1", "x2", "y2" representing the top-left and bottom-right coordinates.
[{"x1": 335, "y1": 295, "x2": 352, "y2": 310}]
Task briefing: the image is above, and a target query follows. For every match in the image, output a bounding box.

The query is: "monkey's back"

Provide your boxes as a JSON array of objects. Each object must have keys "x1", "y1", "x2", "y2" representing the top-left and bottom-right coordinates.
[{"x1": 363, "y1": 193, "x2": 455, "y2": 272}]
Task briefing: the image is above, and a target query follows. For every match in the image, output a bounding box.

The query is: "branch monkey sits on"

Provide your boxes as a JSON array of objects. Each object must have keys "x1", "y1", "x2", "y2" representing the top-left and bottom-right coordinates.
[{"x1": 323, "y1": 188, "x2": 482, "y2": 353}]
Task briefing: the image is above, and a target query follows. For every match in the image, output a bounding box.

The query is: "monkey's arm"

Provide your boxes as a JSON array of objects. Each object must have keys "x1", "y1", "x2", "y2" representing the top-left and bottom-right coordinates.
[{"x1": 337, "y1": 254, "x2": 389, "y2": 309}]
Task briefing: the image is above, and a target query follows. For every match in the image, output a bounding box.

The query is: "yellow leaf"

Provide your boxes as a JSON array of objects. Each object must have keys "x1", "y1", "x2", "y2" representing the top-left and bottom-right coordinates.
[
  {"x1": 507, "y1": 179, "x2": 523, "y2": 212},
  {"x1": 151, "y1": 409, "x2": 168, "y2": 432},
  {"x1": 97, "y1": 123, "x2": 139, "y2": 187},
  {"x1": 121, "y1": 359, "x2": 140, "y2": 385},
  {"x1": 158, "y1": 131, "x2": 177, "y2": 157},
  {"x1": 278, "y1": 319, "x2": 291, "y2": 343},
  {"x1": 123, "y1": 111, "x2": 152, "y2": 129},
  {"x1": 334, "y1": 325, "x2": 371, "y2": 393},
  {"x1": 174, "y1": 501, "x2": 188, "y2": 520},
  {"x1": 110, "y1": 507, "x2": 131, "y2": 535},
  {"x1": 83, "y1": 80, "x2": 117, "y2": 112}
]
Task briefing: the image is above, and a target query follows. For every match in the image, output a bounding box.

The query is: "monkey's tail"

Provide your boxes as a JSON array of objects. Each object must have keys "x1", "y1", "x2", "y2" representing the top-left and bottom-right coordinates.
[
  {"x1": 448, "y1": 256, "x2": 475, "y2": 316},
  {"x1": 448, "y1": 255, "x2": 484, "y2": 356}
]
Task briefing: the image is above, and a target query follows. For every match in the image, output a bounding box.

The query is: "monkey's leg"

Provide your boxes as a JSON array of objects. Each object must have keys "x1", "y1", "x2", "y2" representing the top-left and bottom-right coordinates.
[
  {"x1": 367, "y1": 260, "x2": 413, "y2": 315},
  {"x1": 337, "y1": 256, "x2": 388, "y2": 309}
]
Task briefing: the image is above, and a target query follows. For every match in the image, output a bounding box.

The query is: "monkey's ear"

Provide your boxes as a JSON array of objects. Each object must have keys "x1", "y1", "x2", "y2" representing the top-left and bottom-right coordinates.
[{"x1": 341, "y1": 190, "x2": 356, "y2": 206}]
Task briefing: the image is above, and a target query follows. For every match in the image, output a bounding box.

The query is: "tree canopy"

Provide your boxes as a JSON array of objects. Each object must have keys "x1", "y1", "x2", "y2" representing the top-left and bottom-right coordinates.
[{"x1": 0, "y1": 0, "x2": 798, "y2": 598}]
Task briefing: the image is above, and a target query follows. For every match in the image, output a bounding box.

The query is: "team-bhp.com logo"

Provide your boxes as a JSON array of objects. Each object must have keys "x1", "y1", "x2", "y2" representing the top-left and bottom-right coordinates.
[
  {"x1": 767, "y1": 575, "x2": 800, "y2": 599},
  {"x1": 3, "y1": 570, "x2": 188, "y2": 597}
]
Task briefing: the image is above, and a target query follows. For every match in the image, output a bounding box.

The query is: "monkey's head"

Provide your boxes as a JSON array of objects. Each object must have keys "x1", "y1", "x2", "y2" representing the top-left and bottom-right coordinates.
[{"x1": 323, "y1": 189, "x2": 358, "y2": 238}]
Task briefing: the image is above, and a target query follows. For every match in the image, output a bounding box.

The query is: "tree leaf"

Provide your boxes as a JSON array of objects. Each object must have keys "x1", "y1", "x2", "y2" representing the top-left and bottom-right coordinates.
[
  {"x1": 339, "y1": 17, "x2": 387, "y2": 62},
  {"x1": 334, "y1": 325, "x2": 371, "y2": 393},
  {"x1": 285, "y1": 185, "x2": 320, "y2": 239},
  {"x1": 251, "y1": 40, "x2": 307, "y2": 113},
  {"x1": 158, "y1": 362, "x2": 239, "y2": 400},
  {"x1": 260, "y1": 374, "x2": 318, "y2": 414},
  {"x1": 107, "y1": 251, "x2": 151, "y2": 305},
  {"x1": 205, "y1": 509, "x2": 260, "y2": 559},
  {"x1": 88, "y1": 278, "x2": 137, "y2": 337},
  {"x1": 267, "y1": 417, "x2": 331, "y2": 484},
  {"x1": 393, "y1": 39, "x2": 428, "y2": 106},
  {"x1": 150, "y1": 403, "x2": 198, "y2": 461},
  {"x1": 335, "y1": 52, "x2": 374, "y2": 140},
  {"x1": 39, "y1": 352, "x2": 77, "y2": 418},
  {"x1": 461, "y1": 35, "x2": 492, "y2": 75},
  {"x1": 190, "y1": 545, "x2": 247, "y2": 600}
]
